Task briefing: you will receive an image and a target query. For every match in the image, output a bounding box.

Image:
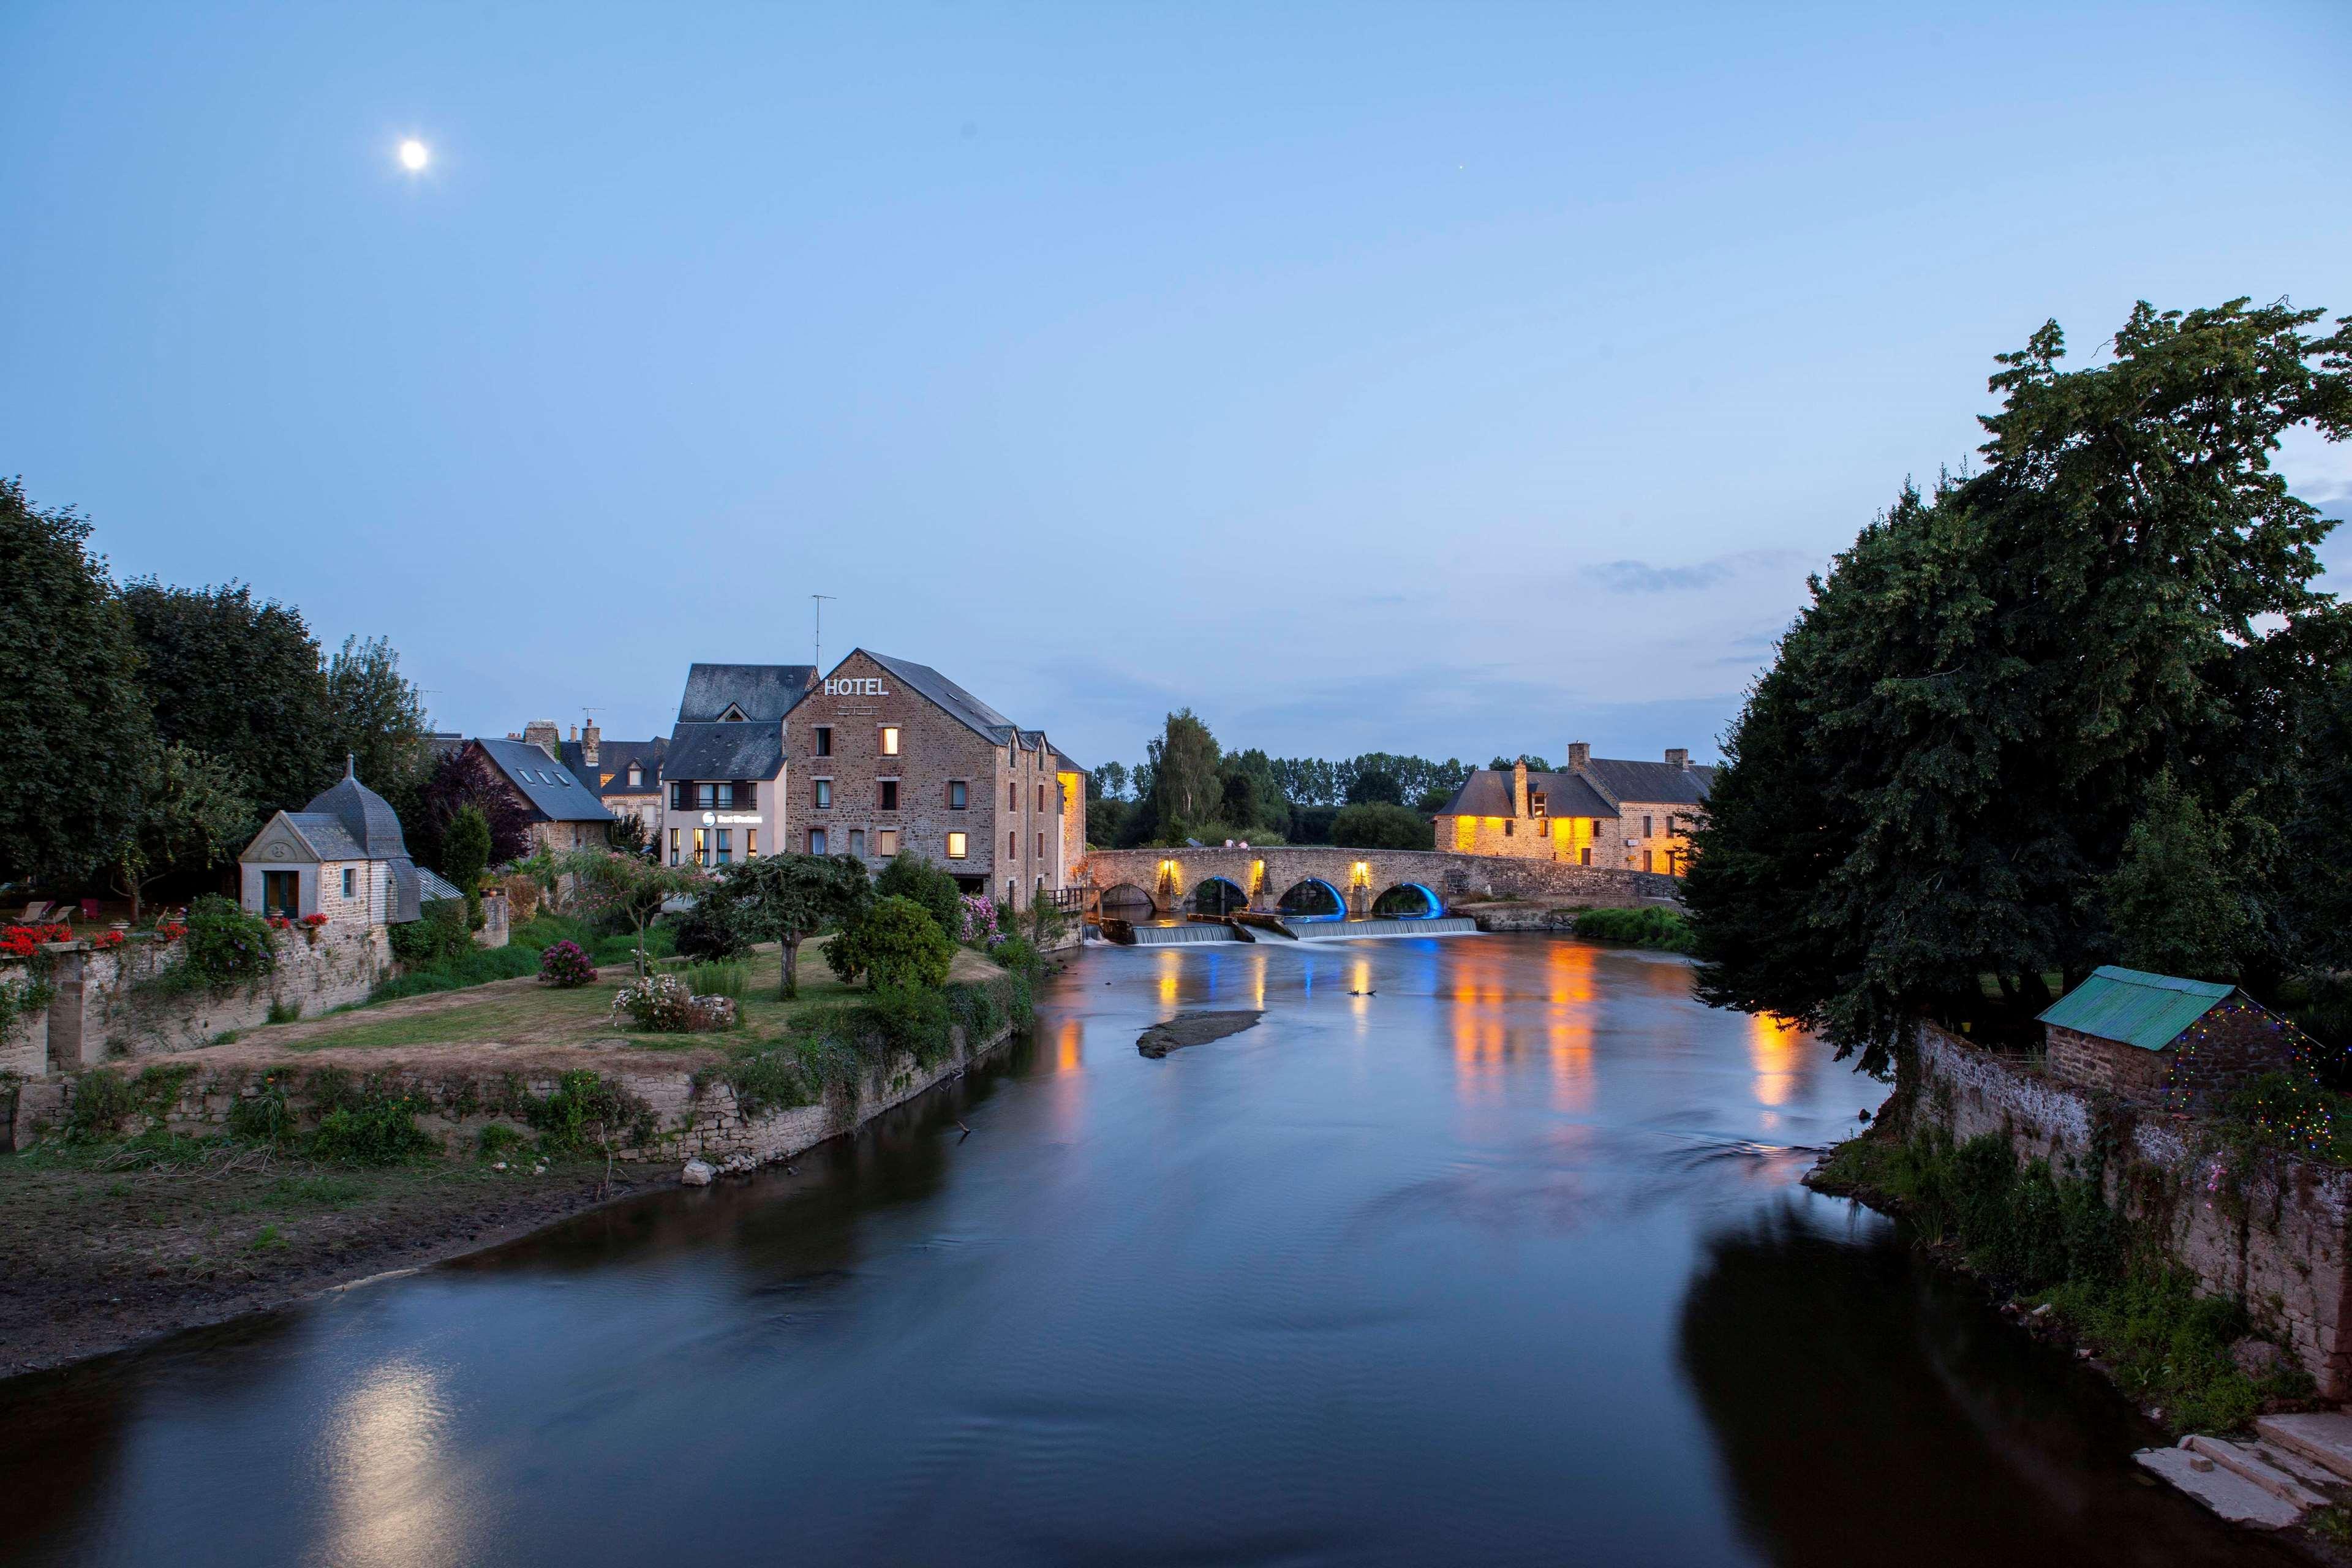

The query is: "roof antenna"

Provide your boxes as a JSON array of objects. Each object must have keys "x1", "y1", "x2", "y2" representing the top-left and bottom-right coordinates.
[{"x1": 812, "y1": 594, "x2": 835, "y2": 672}]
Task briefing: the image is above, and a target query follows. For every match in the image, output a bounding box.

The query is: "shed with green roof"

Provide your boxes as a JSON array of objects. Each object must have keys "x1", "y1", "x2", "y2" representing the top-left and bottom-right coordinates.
[{"x1": 2038, "y1": 965, "x2": 2309, "y2": 1106}]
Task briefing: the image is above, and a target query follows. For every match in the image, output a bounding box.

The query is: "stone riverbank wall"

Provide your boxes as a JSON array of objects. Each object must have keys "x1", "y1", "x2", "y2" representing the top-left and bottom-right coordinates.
[
  {"x1": 0, "y1": 929, "x2": 392, "y2": 1077},
  {"x1": 9, "y1": 1020, "x2": 1015, "y2": 1172},
  {"x1": 1915, "y1": 1022, "x2": 2352, "y2": 1398}
]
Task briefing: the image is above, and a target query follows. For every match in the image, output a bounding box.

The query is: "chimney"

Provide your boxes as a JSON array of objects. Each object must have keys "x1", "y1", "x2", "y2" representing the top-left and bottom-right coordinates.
[
  {"x1": 1567, "y1": 741, "x2": 1591, "y2": 771},
  {"x1": 1665, "y1": 747, "x2": 1690, "y2": 771},
  {"x1": 524, "y1": 718, "x2": 559, "y2": 758},
  {"x1": 581, "y1": 723, "x2": 601, "y2": 768},
  {"x1": 1511, "y1": 758, "x2": 1529, "y2": 818}
]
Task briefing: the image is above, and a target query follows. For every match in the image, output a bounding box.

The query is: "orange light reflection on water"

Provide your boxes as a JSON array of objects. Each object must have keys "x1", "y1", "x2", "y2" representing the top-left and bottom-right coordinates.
[{"x1": 1749, "y1": 1011, "x2": 1806, "y2": 1107}]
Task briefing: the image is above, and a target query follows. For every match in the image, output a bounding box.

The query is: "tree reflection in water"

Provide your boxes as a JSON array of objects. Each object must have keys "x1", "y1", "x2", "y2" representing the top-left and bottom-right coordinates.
[{"x1": 1675, "y1": 1198, "x2": 2306, "y2": 1567}]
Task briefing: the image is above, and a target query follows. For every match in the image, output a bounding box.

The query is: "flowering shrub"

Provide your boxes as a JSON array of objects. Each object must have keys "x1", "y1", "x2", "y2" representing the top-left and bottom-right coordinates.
[
  {"x1": 611, "y1": 972, "x2": 731, "y2": 1032},
  {"x1": 1, "y1": 924, "x2": 74, "y2": 957},
  {"x1": 88, "y1": 930, "x2": 126, "y2": 951},
  {"x1": 160, "y1": 895, "x2": 279, "y2": 997},
  {"x1": 301, "y1": 912, "x2": 330, "y2": 929},
  {"x1": 538, "y1": 940, "x2": 598, "y2": 989},
  {"x1": 153, "y1": 921, "x2": 188, "y2": 943},
  {"x1": 959, "y1": 894, "x2": 1001, "y2": 947}
]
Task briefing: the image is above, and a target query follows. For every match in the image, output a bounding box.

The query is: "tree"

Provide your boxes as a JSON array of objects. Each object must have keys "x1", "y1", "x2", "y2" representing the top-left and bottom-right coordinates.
[
  {"x1": 1145, "y1": 709, "x2": 1221, "y2": 838},
  {"x1": 1090, "y1": 762, "x2": 1128, "y2": 801},
  {"x1": 562, "y1": 850, "x2": 699, "y2": 977},
  {"x1": 1344, "y1": 768, "x2": 1403, "y2": 807},
  {"x1": 720, "y1": 853, "x2": 872, "y2": 998},
  {"x1": 1488, "y1": 754, "x2": 1553, "y2": 773},
  {"x1": 1219, "y1": 748, "x2": 1287, "y2": 834},
  {"x1": 1329, "y1": 802, "x2": 1434, "y2": 850},
  {"x1": 108, "y1": 744, "x2": 254, "y2": 923},
  {"x1": 606, "y1": 808, "x2": 652, "y2": 856},
  {"x1": 326, "y1": 635, "x2": 431, "y2": 829},
  {"x1": 120, "y1": 578, "x2": 334, "y2": 815},
  {"x1": 2105, "y1": 772, "x2": 2275, "y2": 981},
  {"x1": 0, "y1": 478, "x2": 154, "y2": 884},
  {"x1": 874, "y1": 853, "x2": 960, "y2": 941},
  {"x1": 419, "y1": 746, "x2": 534, "y2": 868},
  {"x1": 442, "y1": 805, "x2": 493, "y2": 931},
  {"x1": 824, "y1": 894, "x2": 955, "y2": 990},
  {"x1": 1086, "y1": 796, "x2": 1133, "y2": 850},
  {"x1": 1687, "y1": 298, "x2": 2352, "y2": 1073}
]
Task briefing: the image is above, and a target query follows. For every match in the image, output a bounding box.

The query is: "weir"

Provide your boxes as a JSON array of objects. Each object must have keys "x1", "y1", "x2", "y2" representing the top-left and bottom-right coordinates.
[{"x1": 1104, "y1": 915, "x2": 1479, "y2": 946}]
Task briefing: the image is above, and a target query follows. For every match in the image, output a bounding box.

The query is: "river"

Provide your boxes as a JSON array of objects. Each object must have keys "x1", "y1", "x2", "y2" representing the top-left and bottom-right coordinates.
[{"x1": 0, "y1": 935, "x2": 2298, "y2": 1566}]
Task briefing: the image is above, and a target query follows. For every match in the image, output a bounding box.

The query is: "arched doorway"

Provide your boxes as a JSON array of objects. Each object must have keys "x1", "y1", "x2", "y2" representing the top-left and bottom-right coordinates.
[
  {"x1": 1372, "y1": 883, "x2": 1443, "y2": 919},
  {"x1": 1189, "y1": 877, "x2": 1246, "y2": 916},
  {"x1": 1278, "y1": 878, "x2": 1346, "y2": 921}
]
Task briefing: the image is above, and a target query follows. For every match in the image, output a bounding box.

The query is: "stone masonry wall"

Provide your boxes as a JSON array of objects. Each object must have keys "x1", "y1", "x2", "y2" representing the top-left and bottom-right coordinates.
[
  {"x1": 2045, "y1": 1025, "x2": 2169, "y2": 1102},
  {"x1": 10, "y1": 1021, "x2": 1016, "y2": 1170},
  {"x1": 1917, "y1": 1022, "x2": 2352, "y2": 1398},
  {"x1": 1082, "y1": 846, "x2": 1681, "y2": 916}
]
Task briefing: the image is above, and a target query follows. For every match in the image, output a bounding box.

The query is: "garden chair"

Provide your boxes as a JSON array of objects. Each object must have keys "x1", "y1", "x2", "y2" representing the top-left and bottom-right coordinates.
[
  {"x1": 80, "y1": 899, "x2": 102, "y2": 921},
  {"x1": 18, "y1": 900, "x2": 53, "y2": 922}
]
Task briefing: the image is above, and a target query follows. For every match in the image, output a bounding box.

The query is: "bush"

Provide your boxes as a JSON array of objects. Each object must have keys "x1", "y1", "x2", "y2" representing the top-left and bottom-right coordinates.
[
  {"x1": 959, "y1": 894, "x2": 1001, "y2": 947},
  {"x1": 988, "y1": 934, "x2": 1040, "y2": 978},
  {"x1": 611, "y1": 972, "x2": 728, "y2": 1032},
  {"x1": 169, "y1": 894, "x2": 279, "y2": 995},
  {"x1": 529, "y1": 1069, "x2": 652, "y2": 1155},
  {"x1": 391, "y1": 901, "x2": 474, "y2": 967},
  {"x1": 826, "y1": 895, "x2": 955, "y2": 990},
  {"x1": 538, "y1": 940, "x2": 598, "y2": 988},
  {"x1": 477, "y1": 1123, "x2": 530, "y2": 1161},
  {"x1": 863, "y1": 984, "x2": 954, "y2": 1066},
  {"x1": 874, "y1": 854, "x2": 962, "y2": 943},
  {"x1": 672, "y1": 883, "x2": 757, "y2": 962},
  {"x1": 1574, "y1": 906, "x2": 1698, "y2": 953},
  {"x1": 682, "y1": 960, "x2": 746, "y2": 1000},
  {"x1": 306, "y1": 1074, "x2": 437, "y2": 1165}
]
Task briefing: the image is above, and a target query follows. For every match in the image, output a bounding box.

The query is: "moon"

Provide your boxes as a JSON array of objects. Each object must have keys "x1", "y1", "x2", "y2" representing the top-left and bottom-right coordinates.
[{"x1": 398, "y1": 139, "x2": 430, "y2": 172}]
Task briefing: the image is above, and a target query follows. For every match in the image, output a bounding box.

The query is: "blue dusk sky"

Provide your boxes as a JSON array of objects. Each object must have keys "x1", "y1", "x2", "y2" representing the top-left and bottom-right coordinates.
[{"x1": 5, "y1": 2, "x2": 2348, "y2": 775}]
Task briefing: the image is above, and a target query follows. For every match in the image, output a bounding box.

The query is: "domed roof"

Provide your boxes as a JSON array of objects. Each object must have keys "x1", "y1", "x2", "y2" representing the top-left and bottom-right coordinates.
[{"x1": 302, "y1": 756, "x2": 410, "y2": 860}]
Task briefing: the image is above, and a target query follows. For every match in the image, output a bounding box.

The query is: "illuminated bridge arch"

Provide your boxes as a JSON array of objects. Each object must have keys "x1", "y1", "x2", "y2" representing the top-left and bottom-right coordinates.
[
  {"x1": 1099, "y1": 883, "x2": 1158, "y2": 922},
  {"x1": 1189, "y1": 876, "x2": 1247, "y2": 916},
  {"x1": 1371, "y1": 883, "x2": 1444, "y2": 919},
  {"x1": 1278, "y1": 878, "x2": 1346, "y2": 922}
]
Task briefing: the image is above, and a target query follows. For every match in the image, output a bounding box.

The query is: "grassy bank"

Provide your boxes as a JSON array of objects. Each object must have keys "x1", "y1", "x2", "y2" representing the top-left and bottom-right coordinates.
[
  {"x1": 1812, "y1": 1128, "x2": 2309, "y2": 1433},
  {"x1": 367, "y1": 913, "x2": 679, "y2": 1005},
  {"x1": 1571, "y1": 906, "x2": 1697, "y2": 953}
]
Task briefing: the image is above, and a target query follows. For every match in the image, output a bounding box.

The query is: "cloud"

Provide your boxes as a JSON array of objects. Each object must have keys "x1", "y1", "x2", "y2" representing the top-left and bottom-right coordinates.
[{"x1": 1594, "y1": 548, "x2": 1812, "y2": 594}]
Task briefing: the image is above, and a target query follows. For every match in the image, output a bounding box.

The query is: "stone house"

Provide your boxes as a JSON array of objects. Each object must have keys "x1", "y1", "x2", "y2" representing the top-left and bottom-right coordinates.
[
  {"x1": 659, "y1": 663, "x2": 818, "y2": 869},
  {"x1": 1433, "y1": 744, "x2": 1714, "y2": 873},
  {"x1": 2038, "y1": 965, "x2": 2315, "y2": 1107},
  {"x1": 780, "y1": 649, "x2": 1085, "y2": 910},
  {"x1": 238, "y1": 760, "x2": 426, "y2": 928},
  {"x1": 554, "y1": 723, "x2": 666, "y2": 850},
  {"x1": 468, "y1": 735, "x2": 617, "y2": 854}
]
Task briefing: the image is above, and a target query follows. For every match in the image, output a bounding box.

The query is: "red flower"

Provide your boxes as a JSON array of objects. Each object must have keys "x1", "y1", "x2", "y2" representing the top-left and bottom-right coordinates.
[
  {"x1": 154, "y1": 922, "x2": 187, "y2": 943},
  {"x1": 301, "y1": 912, "x2": 330, "y2": 929},
  {"x1": 89, "y1": 930, "x2": 125, "y2": 950},
  {"x1": 266, "y1": 915, "x2": 293, "y2": 930}
]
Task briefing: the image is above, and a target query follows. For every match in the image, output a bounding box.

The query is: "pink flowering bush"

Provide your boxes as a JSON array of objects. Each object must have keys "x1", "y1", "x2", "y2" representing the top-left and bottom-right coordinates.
[
  {"x1": 959, "y1": 894, "x2": 1000, "y2": 946},
  {"x1": 538, "y1": 940, "x2": 598, "y2": 989}
]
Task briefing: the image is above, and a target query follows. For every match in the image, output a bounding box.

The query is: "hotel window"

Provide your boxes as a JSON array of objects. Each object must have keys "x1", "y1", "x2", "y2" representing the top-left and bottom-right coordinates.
[
  {"x1": 813, "y1": 726, "x2": 832, "y2": 757},
  {"x1": 341, "y1": 867, "x2": 356, "y2": 899},
  {"x1": 715, "y1": 829, "x2": 733, "y2": 865},
  {"x1": 878, "y1": 779, "x2": 899, "y2": 810},
  {"x1": 848, "y1": 829, "x2": 865, "y2": 857},
  {"x1": 813, "y1": 778, "x2": 832, "y2": 809},
  {"x1": 809, "y1": 828, "x2": 827, "y2": 855},
  {"x1": 669, "y1": 827, "x2": 680, "y2": 865},
  {"x1": 947, "y1": 780, "x2": 968, "y2": 810},
  {"x1": 879, "y1": 726, "x2": 900, "y2": 757},
  {"x1": 671, "y1": 782, "x2": 688, "y2": 809},
  {"x1": 696, "y1": 782, "x2": 716, "y2": 809},
  {"x1": 693, "y1": 827, "x2": 707, "y2": 864},
  {"x1": 716, "y1": 782, "x2": 736, "y2": 809},
  {"x1": 746, "y1": 829, "x2": 758, "y2": 858},
  {"x1": 876, "y1": 829, "x2": 899, "y2": 856},
  {"x1": 946, "y1": 831, "x2": 968, "y2": 859}
]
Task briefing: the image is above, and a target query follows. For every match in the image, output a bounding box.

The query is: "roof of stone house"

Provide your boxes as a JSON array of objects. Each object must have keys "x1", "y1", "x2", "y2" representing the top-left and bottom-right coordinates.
[
  {"x1": 558, "y1": 737, "x2": 668, "y2": 799},
  {"x1": 850, "y1": 650, "x2": 1022, "y2": 742},
  {"x1": 472, "y1": 737, "x2": 616, "y2": 824},
  {"x1": 1436, "y1": 769, "x2": 1620, "y2": 820},
  {"x1": 677, "y1": 663, "x2": 817, "y2": 724},
  {"x1": 2037, "y1": 965, "x2": 2237, "y2": 1052},
  {"x1": 1050, "y1": 746, "x2": 1087, "y2": 774},
  {"x1": 273, "y1": 812, "x2": 366, "y2": 861},
  {"x1": 1576, "y1": 757, "x2": 1717, "y2": 807},
  {"x1": 665, "y1": 720, "x2": 785, "y2": 781},
  {"x1": 301, "y1": 759, "x2": 411, "y2": 858}
]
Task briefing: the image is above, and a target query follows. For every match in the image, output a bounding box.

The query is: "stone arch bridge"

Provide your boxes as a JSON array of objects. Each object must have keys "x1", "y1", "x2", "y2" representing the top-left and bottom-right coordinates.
[{"x1": 1077, "y1": 846, "x2": 1680, "y2": 922}]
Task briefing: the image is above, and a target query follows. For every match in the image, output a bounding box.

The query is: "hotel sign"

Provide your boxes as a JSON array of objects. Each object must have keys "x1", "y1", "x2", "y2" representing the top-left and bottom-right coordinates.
[{"x1": 823, "y1": 678, "x2": 889, "y2": 696}]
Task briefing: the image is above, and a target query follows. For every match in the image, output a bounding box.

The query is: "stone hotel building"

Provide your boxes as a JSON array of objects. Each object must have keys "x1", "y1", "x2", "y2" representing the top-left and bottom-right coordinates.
[
  {"x1": 1434, "y1": 744, "x2": 1714, "y2": 875},
  {"x1": 658, "y1": 651, "x2": 1084, "y2": 910}
]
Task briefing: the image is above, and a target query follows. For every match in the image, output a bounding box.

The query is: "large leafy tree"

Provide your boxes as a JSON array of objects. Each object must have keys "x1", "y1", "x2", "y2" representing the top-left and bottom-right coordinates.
[
  {"x1": 0, "y1": 479, "x2": 154, "y2": 884},
  {"x1": 1145, "y1": 709, "x2": 1221, "y2": 837},
  {"x1": 121, "y1": 579, "x2": 334, "y2": 816},
  {"x1": 1329, "y1": 802, "x2": 1434, "y2": 850},
  {"x1": 1688, "y1": 298, "x2": 2352, "y2": 1074},
  {"x1": 418, "y1": 746, "x2": 535, "y2": 868},
  {"x1": 326, "y1": 635, "x2": 431, "y2": 827},
  {"x1": 108, "y1": 744, "x2": 254, "y2": 923},
  {"x1": 720, "y1": 853, "x2": 872, "y2": 997},
  {"x1": 824, "y1": 894, "x2": 955, "y2": 990}
]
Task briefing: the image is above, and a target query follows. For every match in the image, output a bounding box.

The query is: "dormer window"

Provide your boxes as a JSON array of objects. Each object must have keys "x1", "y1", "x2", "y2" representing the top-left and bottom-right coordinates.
[
  {"x1": 1530, "y1": 791, "x2": 1548, "y2": 820},
  {"x1": 628, "y1": 765, "x2": 644, "y2": 786},
  {"x1": 718, "y1": 704, "x2": 748, "y2": 723}
]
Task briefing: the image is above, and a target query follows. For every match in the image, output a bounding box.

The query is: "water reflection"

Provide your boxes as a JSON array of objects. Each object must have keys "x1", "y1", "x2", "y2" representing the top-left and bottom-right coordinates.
[{"x1": 319, "y1": 1360, "x2": 461, "y2": 1568}]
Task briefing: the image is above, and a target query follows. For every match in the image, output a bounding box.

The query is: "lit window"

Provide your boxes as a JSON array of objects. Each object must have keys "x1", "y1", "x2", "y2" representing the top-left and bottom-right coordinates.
[
  {"x1": 693, "y1": 827, "x2": 707, "y2": 862},
  {"x1": 876, "y1": 829, "x2": 899, "y2": 856},
  {"x1": 747, "y1": 829, "x2": 757, "y2": 858},
  {"x1": 810, "y1": 828, "x2": 827, "y2": 855},
  {"x1": 879, "y1": 726, "x2": 900, "y2": 756},
  {"x1": 1454, "y1": 816, "x2": 1475, "y2": 851},
  {"x1": 946, "y1": 831, "x2": 968, "y2": 859},
  {"x1": 669, "y1": 827, "x2": 680, "y2": 865},
  {"x1": 948, "y1": 780, "x2": 968, "y2": 810},
  {"x1": 814, "y1": 779, "x2": 832, "y2": 809}
]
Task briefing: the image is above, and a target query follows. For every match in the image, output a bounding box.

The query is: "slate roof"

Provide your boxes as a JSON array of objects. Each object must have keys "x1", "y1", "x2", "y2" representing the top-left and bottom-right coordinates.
[
  {"x1": 417, "y1": 867, "x2": 465, "y2": 903},
  {"x1": 1575, "y1": 757, "x2": 1717, "y2": 807},
  {"x1": 278, "y1": 812, "x2": 366, "y2": 861},
  {"x1": 559, "y1": 737, "x2": 668, "y2": 800},
  {"x1": 2038, "y1": 966, "x2": 2237, "y2": 1052},
  {"x1": 473, "y1": 737, "x2": 616, "y2": 824},
  {"x1": 1050, "y1": 746, "x2": 1087, "y2": 775},
  {"x1": 301, "y1": 761, "x2": 411, "y2": 858},
  {"x1": 848, "y1": 651, "x2": 1021, "y2": 742},
  {"x1": 1437, "y1": 769, "x2": 1620, "y2": 820},
  {"x1": 677, "y1": 663, "x2": 817, "y2": 724},
  {"x1": 666, "y1": 720, "x2": 785, "y2": 781}
]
